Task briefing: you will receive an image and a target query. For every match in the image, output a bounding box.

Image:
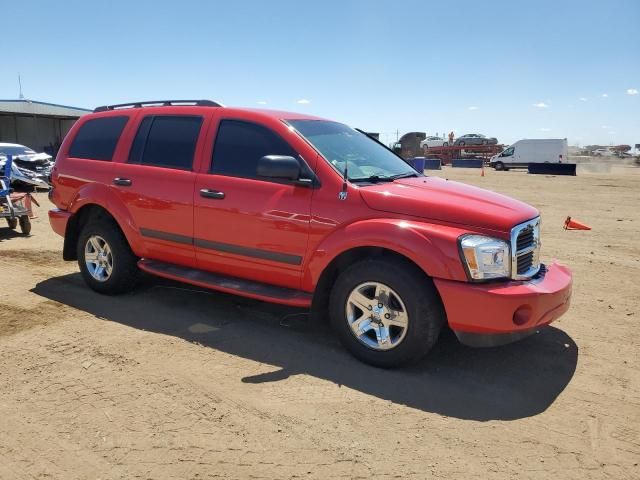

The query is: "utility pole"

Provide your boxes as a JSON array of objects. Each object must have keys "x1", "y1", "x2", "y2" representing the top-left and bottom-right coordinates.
[{"x1": 18, "y1": 74, "x2": 24, "y2": 99}]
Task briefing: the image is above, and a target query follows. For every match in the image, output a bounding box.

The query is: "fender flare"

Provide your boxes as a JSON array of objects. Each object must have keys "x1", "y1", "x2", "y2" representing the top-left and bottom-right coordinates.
[
  {"x1": 302, "y1": 218, "x2": 469, "y2": 291},
  {"x1": 67, "y1": 183, "x2": 145, "y2": 257}
]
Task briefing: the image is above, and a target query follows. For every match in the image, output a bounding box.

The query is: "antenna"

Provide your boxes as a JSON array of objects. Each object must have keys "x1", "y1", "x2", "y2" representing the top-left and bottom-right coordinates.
[{"x1": 18, "y1": 74, "x2": 24, "y2": 99}]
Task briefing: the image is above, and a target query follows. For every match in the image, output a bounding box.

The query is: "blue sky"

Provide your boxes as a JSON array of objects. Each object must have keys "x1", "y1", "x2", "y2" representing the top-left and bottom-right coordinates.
[{"x1": 2, "y1": 0, "x2": 638, "y2": 146}]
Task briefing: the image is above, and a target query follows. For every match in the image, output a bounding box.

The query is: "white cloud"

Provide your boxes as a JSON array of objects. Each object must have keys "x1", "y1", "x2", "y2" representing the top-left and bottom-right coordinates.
[
  {"x1": 601, "y1": 93, "x2": 608, "y2": 98},
  {"x1": 579, "y1": 97, "x2": 588, "y2": 101},
  {"x1": 601, "y1": 125, "x2": 610, "y2": 129},
  {"x1": 296, "y1": 99, "x2": 311, "y2": 104},
  {"x1": 539, "y1": 128, "x2": 552, "y2": 132},
  {"x1": 627, "y1": 88, "x2": 638, "y2": 96},
  {"x1": 257, "y1": 100, "x2": 267, "y2": 105},
  {"x1": 532, "y1": 102, "x2": 549, "y2": 108},
  {"x1": 467, "y1": 106, "x2": 479, "y2": 111}
]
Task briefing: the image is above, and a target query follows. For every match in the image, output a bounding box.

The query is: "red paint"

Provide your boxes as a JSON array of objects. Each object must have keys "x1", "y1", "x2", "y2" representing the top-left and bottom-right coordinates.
[{"x1": 49, "y1": 104, "x2": 572, "y2": 335}]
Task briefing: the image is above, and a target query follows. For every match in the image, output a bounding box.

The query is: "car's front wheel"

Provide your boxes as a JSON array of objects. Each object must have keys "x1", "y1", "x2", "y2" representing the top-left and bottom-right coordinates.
[
  {"x1": 494, "y1": 161, "x2": 505, "y2": 171},
  {"x1": 77, "y1": 219, "x2": 139, "y2": 295},
  {"x1": 330, "y1": 258, "x2": 445, "y2": 368}
]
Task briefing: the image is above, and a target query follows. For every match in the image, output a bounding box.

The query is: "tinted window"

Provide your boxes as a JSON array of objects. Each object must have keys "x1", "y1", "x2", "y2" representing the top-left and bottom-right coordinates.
[
  {"x1": 69, "y1": 116, "x2": 128, "y2": 161},
  {"x1": 211, "y1": 120, "x2": 296, "y2": 177},
  {"x1": 129, "y1": 115, "x2": 202, "y2": 170}
]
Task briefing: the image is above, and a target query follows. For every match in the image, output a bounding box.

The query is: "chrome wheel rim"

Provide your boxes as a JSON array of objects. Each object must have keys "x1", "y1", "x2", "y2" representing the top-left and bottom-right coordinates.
[
  {"x1": 84, "y1": 235, "x2": 113, "y2": 282},
  {"x1": 345, "y1": 282, "x2": 409, "y2": 351}
]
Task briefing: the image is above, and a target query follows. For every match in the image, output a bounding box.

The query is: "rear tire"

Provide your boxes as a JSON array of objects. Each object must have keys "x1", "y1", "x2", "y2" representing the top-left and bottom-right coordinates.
[
  {"x1": 7, "y1": 218, "x2": 17, "y2": 229},
  {"x1": 77, "y1": 218, "x2": 139, "y2": 295},
  {"x1": 19, "y1": 216, "x2": 31, "y2": 235},
  {"x1": 329, "y1": 258, "x2": 445, "y2": 368}
]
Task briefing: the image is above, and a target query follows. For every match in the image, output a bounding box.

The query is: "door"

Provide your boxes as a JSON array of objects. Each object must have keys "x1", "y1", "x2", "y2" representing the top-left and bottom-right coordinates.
[
  {"x1": 111, "y1": 114, "x2": 206, "y2": 267},
  {"x1": 194, "y1": 118, "x2": 313, "y2": 289}
]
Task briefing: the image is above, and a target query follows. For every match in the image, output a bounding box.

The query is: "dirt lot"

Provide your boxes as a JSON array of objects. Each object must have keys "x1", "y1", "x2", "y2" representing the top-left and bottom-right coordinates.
[{"x1": 0, "y1": 165, "x2": 638, "y2": 479}]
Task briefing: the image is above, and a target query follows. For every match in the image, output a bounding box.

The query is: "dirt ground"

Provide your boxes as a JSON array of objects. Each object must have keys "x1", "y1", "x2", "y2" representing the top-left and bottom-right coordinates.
[{"x1": 0, "y1": 164, "x2": 638, "y2": 479}]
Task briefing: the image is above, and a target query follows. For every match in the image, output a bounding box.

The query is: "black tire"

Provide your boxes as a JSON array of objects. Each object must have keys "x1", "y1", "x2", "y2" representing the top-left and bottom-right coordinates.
[
  {"x1": 494, "y1": 161, "x2": 505, "y2": 171},
  {"x1": 443, "y1": 142, "x2": 448, "y2": 147},
  {"x1": 7, "y1": 218, "x2": 17, "y2": 229},
  {"x1": 482, "y1": 140, "x2": 488, "y2": 145},
  {"x1": 19, "y1": 216, "x2": 31, "y2": 235},
  {"x1": 77, "y1": 218, "x2": 139, "y2": 295},
  {"x1": 329, "y1": 258, "x2": 445, "y2": 368},
  {"x1": 458, "y1": 141, "x2": 465, "y2": 146}
]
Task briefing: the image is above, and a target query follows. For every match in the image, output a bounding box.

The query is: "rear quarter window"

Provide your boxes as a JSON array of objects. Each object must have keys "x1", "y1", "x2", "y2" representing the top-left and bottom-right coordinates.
[{"x1": 68, "y1": 116, "x2": 129, "y2": 161}]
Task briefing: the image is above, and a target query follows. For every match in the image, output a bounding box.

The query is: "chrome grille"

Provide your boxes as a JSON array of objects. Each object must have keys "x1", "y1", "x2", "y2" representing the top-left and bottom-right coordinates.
[{"x1": 510, "y1": 217, "x2": 541, "y2": 280}]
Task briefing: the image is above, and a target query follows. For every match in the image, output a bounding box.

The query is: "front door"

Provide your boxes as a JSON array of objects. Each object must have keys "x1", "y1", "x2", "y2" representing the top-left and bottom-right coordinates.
[{"x1": 194, "y1": 118, "x2": 313, "y2": 289}]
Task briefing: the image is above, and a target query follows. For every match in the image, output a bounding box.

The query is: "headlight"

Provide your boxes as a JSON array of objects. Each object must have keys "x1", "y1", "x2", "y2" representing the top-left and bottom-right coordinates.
[{"x1": 459, "y1": 235, "x2": 511, "y2": 280}]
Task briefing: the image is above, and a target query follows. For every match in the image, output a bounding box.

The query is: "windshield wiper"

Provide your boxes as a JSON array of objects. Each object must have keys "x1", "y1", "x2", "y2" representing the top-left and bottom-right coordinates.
[
  {"x1": 389, "y1": 172, "x2": 420, "y2": 180},
  {"x1": 349, "y1": 175, "x2": 395, "y2": 183}
]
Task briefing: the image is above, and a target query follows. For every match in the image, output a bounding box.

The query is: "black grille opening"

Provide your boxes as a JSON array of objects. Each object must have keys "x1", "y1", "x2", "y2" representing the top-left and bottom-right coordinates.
[
  {"x1": 517, "y1": 227, "x2": 534, "y2": 251},
  {"x1": 517, "y1": 251, "x2": 534, "y2": 274}
]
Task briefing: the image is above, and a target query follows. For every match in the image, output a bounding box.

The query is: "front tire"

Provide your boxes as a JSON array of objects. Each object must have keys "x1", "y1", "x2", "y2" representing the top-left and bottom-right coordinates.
[
  {"x1": 7, "y1": 218, "x2": 17, "y2": 229},
  {"x1": 329, "y1": 258, "x2": 445, "y2": 368},
  {"x1": 494, "y1": 161, "x2": 505, "y2": 171},
  {"x1": 19, "y1": 216, "x2": 31, "y2": 235},
  {"x1": 77, "y1": 219, "x2": 139, "y2": 295}
]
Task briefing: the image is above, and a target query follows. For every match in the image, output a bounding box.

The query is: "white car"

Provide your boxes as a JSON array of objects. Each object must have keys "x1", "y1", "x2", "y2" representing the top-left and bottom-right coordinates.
[
  {"x1": 592, "y1": 148, "x2": 615, "y2": 157},
  {"x1": 420, "y1": 136, "x2": 449, "y2": 149}
]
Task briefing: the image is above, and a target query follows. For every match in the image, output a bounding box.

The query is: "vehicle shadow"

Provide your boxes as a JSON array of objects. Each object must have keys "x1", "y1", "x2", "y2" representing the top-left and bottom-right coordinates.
[
  {"x1": 32, "y1": 272, "x2": 578, "y2": 422},
  {"x1": 0, "y1": 226, "x2": 26, "y2": 241}
]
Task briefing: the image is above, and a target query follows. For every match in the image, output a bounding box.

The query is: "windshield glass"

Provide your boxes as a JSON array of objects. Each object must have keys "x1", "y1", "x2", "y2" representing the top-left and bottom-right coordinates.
[
  {"x1": 288, "y1": 120, "x2": 417, "y2": 182},
  {"x1": 0, "y1": 145, "x2": 35, "y2": 156}
]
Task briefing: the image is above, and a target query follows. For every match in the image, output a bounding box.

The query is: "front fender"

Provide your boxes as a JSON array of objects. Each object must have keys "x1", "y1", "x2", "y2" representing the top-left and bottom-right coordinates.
[{"x1": 302, "y1": 218, "x2": 470, "y2": 291}]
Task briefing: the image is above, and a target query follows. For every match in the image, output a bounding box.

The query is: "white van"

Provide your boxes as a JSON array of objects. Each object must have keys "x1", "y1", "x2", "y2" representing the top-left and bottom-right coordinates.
[{"x1": 490, "y1": 139, "x2": 568, "y2": 170}]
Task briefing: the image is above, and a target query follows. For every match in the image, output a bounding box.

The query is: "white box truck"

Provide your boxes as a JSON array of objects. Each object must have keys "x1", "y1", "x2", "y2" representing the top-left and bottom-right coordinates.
[{"x1": 490, "y1": 139, "x2": 568, "y2": 170}]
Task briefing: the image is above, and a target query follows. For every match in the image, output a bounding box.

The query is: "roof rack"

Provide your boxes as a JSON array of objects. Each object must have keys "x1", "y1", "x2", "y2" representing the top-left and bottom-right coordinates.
[{"x1": 93, "y1": 99, "x2": 223, "y2": 113}]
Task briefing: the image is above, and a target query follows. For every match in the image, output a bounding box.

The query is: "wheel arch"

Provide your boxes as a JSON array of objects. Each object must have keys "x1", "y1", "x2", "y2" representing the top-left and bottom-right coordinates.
[{"x1": 306, "y1": 219, "x2": 468, "y2": 319}]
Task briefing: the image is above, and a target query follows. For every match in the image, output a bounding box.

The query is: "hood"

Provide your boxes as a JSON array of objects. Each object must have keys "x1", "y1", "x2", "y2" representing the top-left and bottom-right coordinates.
[
  {"x1": 358, "y1": 176, "x2": 538, "y2": 232},
  {"x1": 15, "y1": 152, "x2": 52, "y2": 162}
]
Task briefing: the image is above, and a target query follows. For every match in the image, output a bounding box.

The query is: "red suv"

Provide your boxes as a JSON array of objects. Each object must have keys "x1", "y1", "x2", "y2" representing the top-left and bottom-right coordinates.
[{"x1": 49, "y1": 100, "x2": 572, "y2": 367}]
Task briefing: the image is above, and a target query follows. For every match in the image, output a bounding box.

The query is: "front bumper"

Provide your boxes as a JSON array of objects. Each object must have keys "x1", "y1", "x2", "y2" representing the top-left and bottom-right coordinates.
[
  {"x1": 49, "y1": 208, "x2": 72, "y2": 237},
  {"x1": 434, "y1": 262, "x2": 572, "y2": 347}
]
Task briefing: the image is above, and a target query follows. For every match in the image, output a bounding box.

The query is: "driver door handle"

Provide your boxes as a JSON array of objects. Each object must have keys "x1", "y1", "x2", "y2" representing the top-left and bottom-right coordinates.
[
  {"x1": 113, "y1": 177, "x2": 132, "y2": 187},
  {"x1": 200, "y1": 189, "x2": 225, "y2": 200}
]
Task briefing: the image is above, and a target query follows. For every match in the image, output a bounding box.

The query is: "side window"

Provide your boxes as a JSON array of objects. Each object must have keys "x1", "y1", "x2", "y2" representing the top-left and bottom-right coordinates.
[
  {"x1": 128, "y1": 115, "x2": 202, "y2": 170},
  {"x1": 501, "y1": 147, "x2": 514, "y2": 157},
  {"x1": 69, "y1": 116, "x2": 128, "y2": 161},
  {"x1": 211, "y1": 120, "x2": 296, "y2": 178}
]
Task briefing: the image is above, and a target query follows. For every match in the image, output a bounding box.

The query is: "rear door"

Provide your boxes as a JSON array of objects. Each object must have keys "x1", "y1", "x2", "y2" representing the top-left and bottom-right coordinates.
[
  {"x1": 193, "y1": 116, "x2": 314, "y2": 289},
  {"x1": 111, "y1": 112, "x2": 209, "y2": 267}
]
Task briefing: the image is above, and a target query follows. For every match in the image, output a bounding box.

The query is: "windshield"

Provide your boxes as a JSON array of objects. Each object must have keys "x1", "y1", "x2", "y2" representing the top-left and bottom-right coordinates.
[
  {"x1": 288, "y1": 120, "x2": 418, "y2": 182},
  {"x1": 0, "y1": 145, "x2": 36, "y2": 156}
]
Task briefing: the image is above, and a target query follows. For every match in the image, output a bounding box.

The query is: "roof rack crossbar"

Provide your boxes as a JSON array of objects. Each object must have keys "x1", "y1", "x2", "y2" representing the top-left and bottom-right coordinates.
[{"x1": 93, "y1": 99, "x2": 222, "y2": 113}]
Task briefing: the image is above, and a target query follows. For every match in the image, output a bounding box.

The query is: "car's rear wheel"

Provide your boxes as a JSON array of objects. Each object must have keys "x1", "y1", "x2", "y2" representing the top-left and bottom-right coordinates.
[
  {"x1": 443, "y1": 142, "x2": 448, "y2": 147},
  {"x1": 329, "y1": 258, "x2": 445, "y2": 368},
  {"x1": 77, "y1": 219, "x2": 139, "y2": 294}
]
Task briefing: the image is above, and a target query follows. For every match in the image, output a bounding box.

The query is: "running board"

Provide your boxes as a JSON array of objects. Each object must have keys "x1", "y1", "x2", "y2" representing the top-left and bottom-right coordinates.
[{"x1": 138, "y1": 259, "x2": 312, "y2": 308}]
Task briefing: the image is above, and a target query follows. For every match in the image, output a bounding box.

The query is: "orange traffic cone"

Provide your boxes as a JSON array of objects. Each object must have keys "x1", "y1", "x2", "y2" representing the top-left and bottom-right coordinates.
[
  {"x1": 564, "y1": 216, "x2": 591, "y2": 230},
  {"x1": 481, "y1": 165, "x2": 485, "y2": 177}
]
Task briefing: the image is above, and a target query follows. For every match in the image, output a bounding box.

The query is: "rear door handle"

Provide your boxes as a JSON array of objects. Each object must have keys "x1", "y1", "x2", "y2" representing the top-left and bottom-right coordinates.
[
  {"x1": 113, "y1": 177, "x2": 132, "y2": 187},
  {"x1": 200, "y1": 189, "x2": 225, "y2": 200}
]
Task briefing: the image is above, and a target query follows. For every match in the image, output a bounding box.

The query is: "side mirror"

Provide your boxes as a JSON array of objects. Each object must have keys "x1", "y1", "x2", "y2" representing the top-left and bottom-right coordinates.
[{"x1": 257, "y1": 155, "x2": 301, "y2": 181}]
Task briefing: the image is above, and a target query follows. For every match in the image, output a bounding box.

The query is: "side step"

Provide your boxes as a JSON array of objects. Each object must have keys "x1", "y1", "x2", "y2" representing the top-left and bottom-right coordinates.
[{"x1": 138, "y1": 259, "x2": 312, "y2": 308}]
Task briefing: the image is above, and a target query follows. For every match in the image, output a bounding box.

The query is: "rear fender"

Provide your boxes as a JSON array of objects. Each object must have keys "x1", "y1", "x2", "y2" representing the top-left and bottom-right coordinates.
[
  {"x1": 302, "y1": 219, "x2": 469, "y2": 291},
  {"x1": 67, "y1": 183, "x2": 145, "y2": 257}
]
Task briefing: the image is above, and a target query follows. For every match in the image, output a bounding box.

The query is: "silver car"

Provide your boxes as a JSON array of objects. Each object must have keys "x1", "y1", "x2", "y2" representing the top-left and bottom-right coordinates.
[{"x1": 454, "y1": 134, "x2": 498, "y2": 146}]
